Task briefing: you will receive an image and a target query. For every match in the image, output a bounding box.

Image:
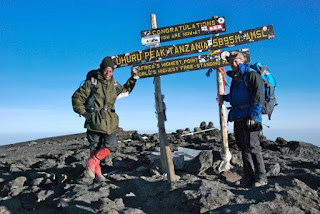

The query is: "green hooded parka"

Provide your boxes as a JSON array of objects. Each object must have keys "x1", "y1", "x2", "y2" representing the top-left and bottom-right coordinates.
[{"x1": 72, "y1": 70, "x2": 136, "y2": 134}]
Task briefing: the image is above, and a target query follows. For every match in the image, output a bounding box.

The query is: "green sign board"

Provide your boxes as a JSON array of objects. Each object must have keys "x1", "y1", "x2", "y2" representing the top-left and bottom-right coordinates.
[
  {"x1": 132, "y1": 49, "x2": 250, "y2": 78},
  {"x1": 141, "y1": 16, "x2": 226, "y2": 43},
  {"x1": 112, "y1": 25, "x2": 274, "y2": 68}
]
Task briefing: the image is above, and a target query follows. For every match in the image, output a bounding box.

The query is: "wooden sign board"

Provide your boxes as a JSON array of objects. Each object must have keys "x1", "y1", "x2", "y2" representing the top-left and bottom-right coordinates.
[
  {"x1": 141, "y1": 16, "x2": 226, "y2": 43},
  {"x1": 112, "y1": 25, "x2": 274, "y2": 68},
  {"x1": 132, "y1": 49, "x2": 250, "y2": 78}
]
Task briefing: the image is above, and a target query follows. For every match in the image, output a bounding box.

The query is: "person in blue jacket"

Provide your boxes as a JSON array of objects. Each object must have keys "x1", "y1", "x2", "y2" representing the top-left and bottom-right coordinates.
[{"x1": 224, "y1": 51, "x2": 267, "y2": 187}]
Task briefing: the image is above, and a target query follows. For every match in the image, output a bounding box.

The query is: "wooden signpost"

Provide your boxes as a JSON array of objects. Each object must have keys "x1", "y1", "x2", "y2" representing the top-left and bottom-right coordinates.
[
  {"x1": 216, "y1": 66, "x2": 232, "y2": 172},
  {"x1": 151, "y1": 14, "x2": 177, "y2": 183}
]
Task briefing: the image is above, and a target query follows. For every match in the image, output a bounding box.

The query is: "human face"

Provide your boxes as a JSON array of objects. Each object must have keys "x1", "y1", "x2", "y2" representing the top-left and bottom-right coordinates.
[
  {"x1": 230, "y1": 58, "x2": 244, "y2": 71},
  {"x1": 103, "y1": 66, "x2": 113, "y2": 80}
]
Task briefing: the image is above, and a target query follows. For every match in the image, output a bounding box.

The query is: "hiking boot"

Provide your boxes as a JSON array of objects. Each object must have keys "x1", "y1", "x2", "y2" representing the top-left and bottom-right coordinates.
[
  {"x1": 254, "y1": 180, "x2": 268, "y2": 187},
  {"x1": 94, "y1": 162, "x2": 107, "y2": 182},
  {"x1": 234, "y1": 178, "x2": 254, "y2": 187},
  {"x1": 84, "y1": 166, "x2": 95, "y2": 179},
  {"x1": 95, "y1": 175, "x2": 107, "y2": 182},
  {"x1": 87, "y1": 157, "x2": 98, "y2": 179}
]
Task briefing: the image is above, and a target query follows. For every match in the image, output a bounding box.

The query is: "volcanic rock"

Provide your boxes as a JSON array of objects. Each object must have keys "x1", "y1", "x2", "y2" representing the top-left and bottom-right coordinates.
[
  {"x1": 0, "y1": 126, "x2": 319, "y2": 213},
  {"x1": 184, "y1": 151, "x2": 214, "y2": 174},
  {"x1": 199, "y1": 121, "x2": 207, "y2": 130}
]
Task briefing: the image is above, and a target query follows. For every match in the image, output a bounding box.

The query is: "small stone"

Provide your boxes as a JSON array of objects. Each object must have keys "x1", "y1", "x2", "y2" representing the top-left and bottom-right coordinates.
[
  {"x1": 122, "y1": 208, "x2": 145, "y2": 214},
  {"x1": 28, "y1": 141, "x2": 38, "y2": 146},
  {"x1": 99, "y1": 197, "x2": 125, "y2": 213},
  {"x1": 194, "y1": 127, "x2": 201, "y2": 132},
  {"x1": 10, "y1": 187, "x2": 26, "y2": 197},
  {"x1": 132, "y1": 131, "x2": 142, "y2": 141},
  {"x1": 200, "y1": 121, "x2": 207, "y2": 130},
  {"x1": 141, "y1": 136, "x2": 148, "y2": 141},
  {"x1": 126, "y1": 192, "x2": 136, "y2": 197},
  {"x1": 228, "y1": 133, "x2": 236, "y2": 141},
  {"x1": 275, "y1": 137, "x2": 287, "y2": 145},
  {"x1": 150, "y1": 134, "x2": 159, "y2": 142},
  {"x1": 37, "y1": 190, "x2": 54, "y2": 202},
  {"x1": 267, "y1": 163, "x2": 281, "y2": 177},
  {"x1": 10, "y1": 163, "x2": 28, "y2": 172},
  {"x1": 31, "y1": 177, "x2": 44, "y2": 187},
  {"x1": 176, "y1": 129, "x2": 184, "y2": 134},
  {"x1": 207, "y1": 121, "x2": 214, "y2": 128},
  {"x1": 10, "y1": 176, "x2": 27, "y2": 189}
]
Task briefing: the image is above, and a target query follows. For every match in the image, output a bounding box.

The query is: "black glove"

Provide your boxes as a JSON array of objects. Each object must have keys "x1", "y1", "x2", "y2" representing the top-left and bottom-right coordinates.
[
  {"x1": 247, "y1": 121, "x2": 263, "y2": 132},
  {"x1": 82, "y1": 112, "x2": 92, "y2": 121},
  {"x1": 226, "y1": 70, "x2": 239, "y2": 78}
]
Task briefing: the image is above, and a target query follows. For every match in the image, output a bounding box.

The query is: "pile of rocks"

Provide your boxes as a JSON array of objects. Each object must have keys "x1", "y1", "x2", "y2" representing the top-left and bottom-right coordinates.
[{"x1": 0, "y1": 123, "x2": 319, "y2": 213}]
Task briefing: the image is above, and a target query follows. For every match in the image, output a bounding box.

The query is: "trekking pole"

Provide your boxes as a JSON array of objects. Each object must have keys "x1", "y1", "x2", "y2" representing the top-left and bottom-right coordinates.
[{"x1": 216, "y1": 66, "x2": 232, "y2": 173}]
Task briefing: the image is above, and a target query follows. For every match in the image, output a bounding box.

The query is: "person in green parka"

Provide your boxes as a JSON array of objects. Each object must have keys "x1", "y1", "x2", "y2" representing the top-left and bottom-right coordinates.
[{"x1": 72, "y1": 56, "x2": 137, "y2": 182}]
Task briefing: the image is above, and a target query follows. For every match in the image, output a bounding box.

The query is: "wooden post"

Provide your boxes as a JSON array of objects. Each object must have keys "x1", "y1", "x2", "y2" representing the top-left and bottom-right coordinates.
[
  {"x1": 151, "y1": 14, "x2": 176, "y2": 183},
  {"x1": 216, "y1": 67, "x2": 229, "y2": 155}
]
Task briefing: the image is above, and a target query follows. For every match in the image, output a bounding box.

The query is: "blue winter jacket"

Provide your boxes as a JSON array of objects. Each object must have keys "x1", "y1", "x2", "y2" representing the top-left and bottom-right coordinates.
[{"x1": 224, "y1": 63, "x2": 264, "y2": 123}]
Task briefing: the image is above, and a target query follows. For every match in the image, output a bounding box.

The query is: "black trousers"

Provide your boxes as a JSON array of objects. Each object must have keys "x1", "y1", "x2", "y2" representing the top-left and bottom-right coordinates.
[
  {"x1": 86, "y1": 130, "x2": 117, "y2": 152},
  {"x1": 234, "y1": 120, "x2": 266, "y2": 182}
]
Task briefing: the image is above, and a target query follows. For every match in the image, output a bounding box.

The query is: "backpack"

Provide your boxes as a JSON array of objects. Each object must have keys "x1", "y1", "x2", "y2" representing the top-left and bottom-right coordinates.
[{"x1": 249, "y1": 62, "x2": 277, "y2": 120}]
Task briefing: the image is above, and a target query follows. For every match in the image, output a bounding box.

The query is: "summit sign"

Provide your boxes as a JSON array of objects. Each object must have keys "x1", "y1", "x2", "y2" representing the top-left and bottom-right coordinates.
[
  {"x1": 112, "y1": 25, "x2": 274, "y2": 68},
  {"x1": 132, "y1": 49, "x2": 251, "y2": 78},
  {"x1": 141, "y1": 17, "x2": 226, "y2": 43}
]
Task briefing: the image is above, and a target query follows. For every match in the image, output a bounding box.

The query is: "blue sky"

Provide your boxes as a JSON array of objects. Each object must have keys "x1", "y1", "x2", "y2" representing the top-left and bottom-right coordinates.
[{"x1": 0, "y1": 0, "x2": 319, "y2": 146}]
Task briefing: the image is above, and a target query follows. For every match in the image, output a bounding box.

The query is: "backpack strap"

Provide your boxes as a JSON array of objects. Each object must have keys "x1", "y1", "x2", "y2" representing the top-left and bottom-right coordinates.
[
  {"x1": 85, "y1": 77, "x2": 98, "y2": 114},
  {"x1": 90, "y1": 77, "x2": 98, "y2": 93},
  {"x1": 91, "y1": 77, "x2": 97, "y2": 87}
]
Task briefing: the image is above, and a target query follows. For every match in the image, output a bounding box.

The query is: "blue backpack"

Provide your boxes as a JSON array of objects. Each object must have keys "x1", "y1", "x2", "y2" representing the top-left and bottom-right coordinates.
[{"x1": 249, "y1": 62, "x2": 277, "y2": 120}]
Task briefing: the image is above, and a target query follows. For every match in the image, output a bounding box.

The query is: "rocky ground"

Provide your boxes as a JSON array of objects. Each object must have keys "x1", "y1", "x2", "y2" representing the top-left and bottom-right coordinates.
[{"x1": 0, "y1": 122, "x2": 319, "y2": 214}]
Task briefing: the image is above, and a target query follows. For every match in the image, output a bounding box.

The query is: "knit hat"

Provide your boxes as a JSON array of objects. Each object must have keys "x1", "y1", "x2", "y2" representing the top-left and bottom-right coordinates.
[
  {"x1": 100, "y1": 57, "x2": 115, "y2": 70},
  {"x1": 226, "y1": 51, "x2": 245, "y2": 62}
]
